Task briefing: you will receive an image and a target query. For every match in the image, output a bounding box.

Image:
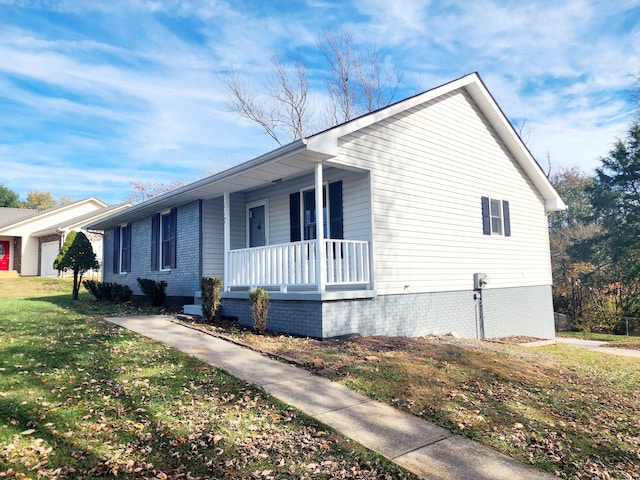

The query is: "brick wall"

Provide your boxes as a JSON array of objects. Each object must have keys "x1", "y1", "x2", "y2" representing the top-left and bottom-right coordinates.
[
  {"x1": 220, "y1": 285, "x2": 555, "y2": 340},
  {"x1": 103, "y1": 201, "x2": 202, "y2": 299},
  {"x1": 222, "y1": 298, "x2": 324, "y2": 338},
  {"x1": 482, "y1": 285, "x2": 555, "y2": 339}
]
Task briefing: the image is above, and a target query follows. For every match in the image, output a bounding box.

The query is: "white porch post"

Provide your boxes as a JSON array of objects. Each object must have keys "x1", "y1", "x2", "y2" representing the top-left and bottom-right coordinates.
[
  {"x1": 223, "y1": 191, "x2": 230, "y2": 292},
  {"x1": 315, "y1": 163, "x2": 326, "y2": 293}
]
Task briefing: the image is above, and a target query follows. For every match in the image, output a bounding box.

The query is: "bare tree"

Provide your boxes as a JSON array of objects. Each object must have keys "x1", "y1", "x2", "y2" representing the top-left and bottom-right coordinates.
[
  {"x1": 221, "y1": 33, "x2": 403, "y2": 145},
  {"x1": 319, "y1": 32, "x2": 360, "y2": 125},
  {"x1": 127, "y1": 179, "x2": 185, "y2": 204},
  {"x1": 513, "y1": 116, "x2": 530, "y2": 143},
  {"x1": 357, "y1": 45, "x2": 402, "y2": 114},
  {"x1": 319, "y1": 32, "x2": 402, "y2": 125},
  {"x1": 220, "y1": 55, "x2": 312, "y2": 146}
]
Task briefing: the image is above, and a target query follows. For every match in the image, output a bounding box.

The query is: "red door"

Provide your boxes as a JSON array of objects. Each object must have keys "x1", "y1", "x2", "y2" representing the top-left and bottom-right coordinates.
[{"x1": 0, "y1": 240, "x2": 9, "y2": 271}]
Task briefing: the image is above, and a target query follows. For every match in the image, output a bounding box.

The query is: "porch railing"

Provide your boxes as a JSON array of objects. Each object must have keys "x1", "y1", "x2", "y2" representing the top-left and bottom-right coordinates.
[{"x1": 226, "y1": 239, "x2": 370, "y2": 290}]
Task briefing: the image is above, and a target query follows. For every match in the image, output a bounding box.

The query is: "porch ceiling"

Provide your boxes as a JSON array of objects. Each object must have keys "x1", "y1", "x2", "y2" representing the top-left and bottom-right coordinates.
[{"x1": 87, "y1": 143, "x2": 330, "y2": 229}]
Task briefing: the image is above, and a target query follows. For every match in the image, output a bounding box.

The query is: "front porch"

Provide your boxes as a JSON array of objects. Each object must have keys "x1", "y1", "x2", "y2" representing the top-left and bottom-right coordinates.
[{"x1": 226, "y1": 238, "x2": 371, "y2": 293}]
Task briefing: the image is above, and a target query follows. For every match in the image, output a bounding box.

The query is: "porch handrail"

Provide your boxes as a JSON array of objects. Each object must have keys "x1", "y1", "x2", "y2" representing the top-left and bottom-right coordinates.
[{"x1": 226, "y1": 239, "x2": 370, "y2": 290}]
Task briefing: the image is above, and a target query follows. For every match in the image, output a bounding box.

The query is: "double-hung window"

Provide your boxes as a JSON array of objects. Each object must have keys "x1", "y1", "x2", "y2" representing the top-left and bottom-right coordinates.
[
  {"x1": 290, "y1": 181, "x2": 343, "y2": 242},
  {"x1": 151, "y1": 208, "x2": 177, "y2": 270},
  {"x1": 113, "y1": 223, "x2": 131, "y2": 274},
  {"x1": 481, "y1": 196, "x2": 511, "y2": 236}
]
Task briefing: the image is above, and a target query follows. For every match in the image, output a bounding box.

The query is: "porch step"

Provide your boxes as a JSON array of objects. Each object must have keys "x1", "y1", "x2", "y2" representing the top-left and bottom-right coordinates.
[
  {"x1": 0, "y1": 270, "x2": 19, "y2": 278},
  {"x1": 183, "y1": 291, "x2": 203, "y2": 316},
  {"x1": 183, "y1": 304, "x2": 203, "y2": 316}
]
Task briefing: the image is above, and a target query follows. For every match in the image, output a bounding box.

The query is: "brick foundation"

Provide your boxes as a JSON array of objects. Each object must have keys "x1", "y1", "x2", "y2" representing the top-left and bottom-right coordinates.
[{"x1": 221, "y1": 285, "x2": 555, "y2": 340}]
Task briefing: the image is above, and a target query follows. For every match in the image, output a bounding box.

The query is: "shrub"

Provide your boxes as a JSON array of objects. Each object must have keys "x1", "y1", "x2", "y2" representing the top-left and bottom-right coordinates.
[
  {"x1": 111, "y1": 283, "x2": 133, "y2": 303},
  {"x1": 137, "y1": 278, "x2": 167, "y2": 307},
  {"x1": 201, "y1": 277, "x2": 223, "y2": 321},
  {"x1": 249, "y1": 287, "x2": 270, "y2": 334},
  {"x1": 83, "y1": 280, "x2": 107, "y2": 301},
  {"x1": 82, "y1": 280, "x2": 133, "y2": 303}
]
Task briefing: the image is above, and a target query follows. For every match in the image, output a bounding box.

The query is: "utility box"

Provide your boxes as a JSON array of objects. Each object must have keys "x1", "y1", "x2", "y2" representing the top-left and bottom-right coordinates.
[{"x1": 474, "y1": 273, "x2": 488, "y2": 290}]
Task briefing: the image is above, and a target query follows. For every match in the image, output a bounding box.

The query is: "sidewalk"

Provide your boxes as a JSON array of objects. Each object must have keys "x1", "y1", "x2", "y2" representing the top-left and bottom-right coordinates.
[
  {"x1": 556, "y1": 336, "x2": 640, "y2": 358},
  {"x1": 107, "y1": 315, "x2": 554, "y2": 480}
]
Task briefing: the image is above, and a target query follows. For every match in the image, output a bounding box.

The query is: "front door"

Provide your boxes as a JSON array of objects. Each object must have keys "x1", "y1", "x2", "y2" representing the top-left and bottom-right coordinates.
[
  {"x1": 0, "y1": 240, "x2": 9, "y2": 271},
  {"x1": 248, "y1": 204, "x2": 266, "y2": 247}
]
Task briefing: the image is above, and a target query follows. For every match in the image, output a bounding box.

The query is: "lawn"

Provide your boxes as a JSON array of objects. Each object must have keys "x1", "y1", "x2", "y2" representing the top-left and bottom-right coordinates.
[
  {"x1": 187, "y1": 317, "x2": 640, "y2": 479},
  {"x1": 0, "y1": 278, "x2": 415, "y2": 479}
]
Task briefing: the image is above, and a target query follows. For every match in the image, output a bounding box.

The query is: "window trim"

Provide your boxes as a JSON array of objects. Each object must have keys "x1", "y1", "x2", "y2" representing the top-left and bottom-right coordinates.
[
  {"x1": 490, "y1": 198, "x2": 503, "y2": 235},
  {"x1": 115, "y1": 223, "x2": 131, "y2": 274}
]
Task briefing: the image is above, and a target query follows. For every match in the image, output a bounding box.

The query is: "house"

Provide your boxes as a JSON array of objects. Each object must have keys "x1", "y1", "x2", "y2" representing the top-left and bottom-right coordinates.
[
  {"x1": 87, "y1": 72, "x2": 565, "y2": 340},
  {"x1": 0, "y1": 198, "x2": 131, "y2": 277}
]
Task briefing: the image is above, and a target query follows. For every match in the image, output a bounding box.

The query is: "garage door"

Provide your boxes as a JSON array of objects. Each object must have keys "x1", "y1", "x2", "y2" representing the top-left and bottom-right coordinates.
[{"x1": 41, "y1": 241, "x2": 59, "y2": 277}]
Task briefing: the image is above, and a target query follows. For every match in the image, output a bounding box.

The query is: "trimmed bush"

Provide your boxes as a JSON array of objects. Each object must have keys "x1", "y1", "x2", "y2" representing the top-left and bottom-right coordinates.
[
  {"x1": 111, "y1": 283, "x2": 133, "y2": 303},
  {"x1": 137, "y1": 278, "x2": 167, "y2": 307},
  {"x1": 82, "y1": 280, "x2": 132, "y2": 303},
  {"x1": 249, "y1": 287, "x2": 270, "y2": 334},
  {"x1": 201, "y1": 277, "x2": 223, "y2": 321}
]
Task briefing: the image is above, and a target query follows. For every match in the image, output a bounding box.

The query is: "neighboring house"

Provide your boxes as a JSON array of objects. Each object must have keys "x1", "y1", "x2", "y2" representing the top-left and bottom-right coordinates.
[
  {"x1": 0, "y1": 198, "x2": 131, "y2": 277},
  {"x1": 87, "y1": 73, "x2": 565, "y2": 340}
]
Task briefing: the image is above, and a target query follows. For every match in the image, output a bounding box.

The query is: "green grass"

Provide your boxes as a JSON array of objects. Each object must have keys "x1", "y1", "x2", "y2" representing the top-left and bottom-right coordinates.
[{"x1": 0, "y1": 278, "x2": 415, "y2": 479}]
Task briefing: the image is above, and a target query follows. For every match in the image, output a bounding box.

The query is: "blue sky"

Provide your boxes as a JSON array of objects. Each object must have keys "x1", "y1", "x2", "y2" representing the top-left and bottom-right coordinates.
[{"x1": 1, "y1": 0, "x2": 639, "y2": 205}]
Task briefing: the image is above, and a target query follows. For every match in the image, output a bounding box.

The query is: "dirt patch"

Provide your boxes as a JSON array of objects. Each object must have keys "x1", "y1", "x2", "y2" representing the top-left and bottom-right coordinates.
[
  {"x1": 490, "y1": 336, "x2": 548, "y2": 344},
  {"x1": 604, "y1": 342, "x2": 640, "y2": 351}
]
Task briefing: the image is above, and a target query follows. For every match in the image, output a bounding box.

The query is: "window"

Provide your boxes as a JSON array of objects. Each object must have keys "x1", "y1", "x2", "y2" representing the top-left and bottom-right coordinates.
[
  {"x1": 290, "y1": 181, "x2": 343, "y2": 241},
  {"x1": 481, "y1": 196, "x2": 511, "y2": 236},
  {"x1": 490, "y1": 199, "x2": 503, "y2": 235},
  {"x1": 302, "y1": 186, "x2": 327, "y2": 240},
  {"x1": 151, "y1": 209, "x2": 177, "y2": 270},
  {"x1": 113, "y1": 223, "x2": 131, "y2": 273}
]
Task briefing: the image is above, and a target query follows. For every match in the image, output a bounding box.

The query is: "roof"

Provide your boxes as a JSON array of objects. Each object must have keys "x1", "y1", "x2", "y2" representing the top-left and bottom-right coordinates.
[
  {"x1": 87, "y1": 72, "x2": 566, "y2": 230},
  {"x1": 31, "y1": 203, "x2": 132, "y2": 237},
  {"x1": 0, "y1": 208, "x2": 41, "y2": 229},
  {"x1": 0, "y1": 197, "x2": 124, "y2": 235}
]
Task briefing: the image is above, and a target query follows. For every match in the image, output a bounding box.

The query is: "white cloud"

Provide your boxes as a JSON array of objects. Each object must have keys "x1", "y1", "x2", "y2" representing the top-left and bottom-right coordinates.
[{"x1": 1, "y1": 0, "x2": 639, "y2": 204}]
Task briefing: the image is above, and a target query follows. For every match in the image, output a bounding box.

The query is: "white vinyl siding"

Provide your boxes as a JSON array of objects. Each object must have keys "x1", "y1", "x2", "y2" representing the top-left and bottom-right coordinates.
[
  {"x1": 202, "y1": 197, "x2": 224, "y2": 278},
  {"x1": 338, "y1": 90, "x2": 552, "y2": 295}
]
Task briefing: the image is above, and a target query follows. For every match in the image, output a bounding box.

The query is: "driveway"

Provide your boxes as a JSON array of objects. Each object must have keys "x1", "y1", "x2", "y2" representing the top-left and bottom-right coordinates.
[{"x1": 556, "y1": 336, "x2": 640, "y2": 358}]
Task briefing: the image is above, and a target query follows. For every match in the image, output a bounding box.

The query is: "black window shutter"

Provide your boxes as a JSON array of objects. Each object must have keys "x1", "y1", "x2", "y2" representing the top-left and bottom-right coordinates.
[
  {"x1": 151, "y1": 214, "x2": 159, "y2": 271},
  {"x1": 481, "y1": 196, "x2": 491, "y2": 235},
  {"x1": 289, "y1": 193, "x2": 301, "y2": 242},
  {"x1": 329, "y1": 181, "x2": 343, "y2": 239},
  {"x1": 122, "y1": 224, "x2": 132, "y2": 273},
  {"x1": 113, "y1": 227, "x2": 121, "y2": 273},
  {"x1": 170, "y1": 208, "x2": 177, "y2": 269},
  {"x1": 503, "y1": 200, "x2": 511, "y2": 237}
]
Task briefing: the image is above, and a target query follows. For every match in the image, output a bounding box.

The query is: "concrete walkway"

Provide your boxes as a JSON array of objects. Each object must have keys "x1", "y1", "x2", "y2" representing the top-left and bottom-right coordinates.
[
  {"x1": 556, "y1": 336, "x2": 640, "y2": 358},
  {"x1": 107, "y1": 315, "x2": 554, "y2": 480}
]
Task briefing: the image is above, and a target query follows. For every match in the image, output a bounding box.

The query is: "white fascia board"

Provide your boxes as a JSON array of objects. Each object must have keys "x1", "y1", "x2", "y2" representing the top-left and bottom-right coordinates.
[{"x1": 464, "y1": 78, "x2": 566, "y2": 213}]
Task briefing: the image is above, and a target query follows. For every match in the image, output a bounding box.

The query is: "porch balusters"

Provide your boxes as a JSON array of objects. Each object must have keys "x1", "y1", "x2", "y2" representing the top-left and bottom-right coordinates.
[{"x1": 226, "y1": 239, "x2": 369, "y2": 291}]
